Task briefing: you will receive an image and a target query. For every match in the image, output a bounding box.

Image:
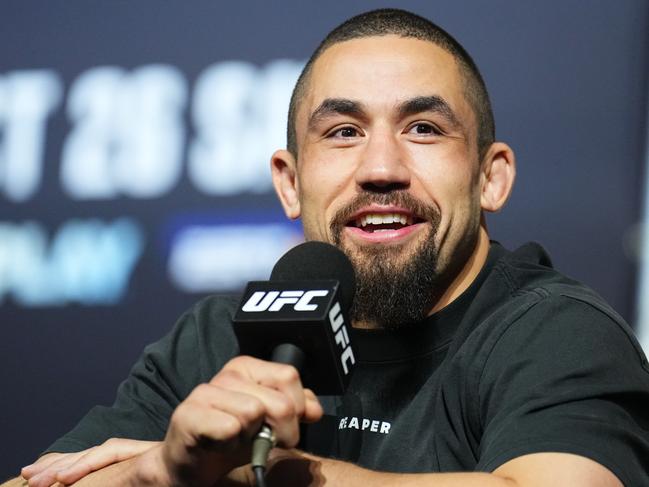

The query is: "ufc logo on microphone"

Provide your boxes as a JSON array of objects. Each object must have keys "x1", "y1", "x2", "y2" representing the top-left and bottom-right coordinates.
[
  {"x1": 328, "y1": 301, "x2": 355, "y2": 375},
  {"x1": 241, "y1": 290, "x2": 329, "y2": 312}
]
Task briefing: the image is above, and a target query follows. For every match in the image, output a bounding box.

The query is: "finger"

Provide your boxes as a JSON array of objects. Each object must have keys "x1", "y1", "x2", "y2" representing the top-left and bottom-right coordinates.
[
  {"x1": 178, "y1": 384, "x2": 266, "y2": 441},
  {"x1": 163, "y1": 399, "x2": 262, "y2": 481},
  {"x1": 22, "y1": 452, "x2": 86, "y2": 486},
  {"x1": 170, "y1": 398, "x2": 253, "y2": 453},
  {"x1": 21, "y1": 453, "x2": 75, "y2": 478},
  {"x1": 302, "y1": 388, "x2": 324, "y2": 423},
  {"x1": 55, "y1": 439, "x2": 158, "y2": 484},
  {"x1": 25, "y1": 455, "x2": 78, "y2": 487},
  {"x1": 220, "y1": 357, "x2": 307, "y2": 420},
  {"x1": 209, "y1": 374, "x2": 302, "y2": 446}
]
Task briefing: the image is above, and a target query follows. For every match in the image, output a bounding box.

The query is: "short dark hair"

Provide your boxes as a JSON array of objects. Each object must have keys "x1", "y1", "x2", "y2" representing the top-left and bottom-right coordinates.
[{"x1": 286, "y1": 8, "x2": 495, "y2": 160}]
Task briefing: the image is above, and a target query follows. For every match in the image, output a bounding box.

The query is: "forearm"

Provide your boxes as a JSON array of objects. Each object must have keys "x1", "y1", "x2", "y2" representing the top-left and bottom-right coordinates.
[
  {"x1": 314, "y1": 462, "x2": 516, "y2": 487},
  {"x1": 2, "y1": 457, "x2": 147, "y2": 487},
  {"x1": 0, "y1": 477, "x2": 27, "y2": 487},
  {"x1": 63, "y1": 456, "x2": 142, "y2": 487},
  {"x1": 266, "y1": 450, "x2": 517, "y2": 487},
  {"x1": 3, "y1": 459, "x2": 253, "y2": 487},
  {"x1": 72, "y1": 456, "x2": 252, "y2": 487}
]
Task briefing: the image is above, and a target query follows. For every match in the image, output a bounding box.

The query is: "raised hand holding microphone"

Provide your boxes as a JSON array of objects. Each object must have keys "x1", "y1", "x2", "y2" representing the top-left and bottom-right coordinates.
[
  {"x1": 19, "y1": 354, "x2": 319, "y2": 487},
  {"x1": 130, "y1": 355, "x2": 323, "y2": 487}
]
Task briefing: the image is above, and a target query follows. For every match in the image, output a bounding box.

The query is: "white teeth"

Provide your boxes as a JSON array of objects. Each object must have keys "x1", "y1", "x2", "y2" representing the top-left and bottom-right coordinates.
[{"x1": 356, "y1": 213, "x2": 413, "y2": 227}]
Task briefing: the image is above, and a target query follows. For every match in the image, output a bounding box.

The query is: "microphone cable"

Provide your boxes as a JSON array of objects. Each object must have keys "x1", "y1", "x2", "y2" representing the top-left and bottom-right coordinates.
[
  {"x1": 253, "y1": 466, "x2": 267, "y2": 487},
  {"x1": 251, "y1": 424, "x2": 275, "y2": 487}
]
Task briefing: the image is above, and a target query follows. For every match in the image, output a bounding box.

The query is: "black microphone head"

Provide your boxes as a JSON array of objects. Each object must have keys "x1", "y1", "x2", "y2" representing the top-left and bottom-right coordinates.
[
  {"x1": 235, "y1": 240, "x2": 358, "y2": 394},
  {"x1": 270, "y1": 241, "x2": 356, "y2": 313}
]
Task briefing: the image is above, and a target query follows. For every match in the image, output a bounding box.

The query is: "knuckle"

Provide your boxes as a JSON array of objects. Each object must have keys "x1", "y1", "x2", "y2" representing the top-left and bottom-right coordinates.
[
  {"x1": 220, "y1": 414, "x2": 243, "y2": 438},
  {"x1": 206, "y1": 369, "x2": 241, "y2": 389},
  {"x1": 228, "y1": 355, "x2": 252, "y2": 368},
  {"x1": 192, "y1": 382, "x2": 213, "y2": 397},
  {"x1": 103, "y1": 437, "x2": 120, "y2": 447},
  {"x1": 189, "y1": 382, "x2": 220, "y2": 403},
  {"x1": 212, "y1": 369, "x2": 241, "y2": 387},
  {"x1": 277, "y1": 364, "x2": 300, "y2": 383},
  {"x1": 170, "y1": 403, "x2": 190, "y2": 426},
  {"x1": 240, "y1": 397, "x2": 265, "y2": 423},
  {"x1": 274, "y1": 395, "x2": 296, "y2": 420}
]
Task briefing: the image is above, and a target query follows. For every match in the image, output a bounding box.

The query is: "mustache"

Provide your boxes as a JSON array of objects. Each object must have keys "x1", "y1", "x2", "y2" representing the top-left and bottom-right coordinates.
[{"x1": 329, "y1": 191, "x2": 441, "y2": 243}]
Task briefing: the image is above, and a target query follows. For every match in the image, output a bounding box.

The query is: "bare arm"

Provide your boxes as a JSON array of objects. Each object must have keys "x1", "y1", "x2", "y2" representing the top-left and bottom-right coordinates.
[
  {"x1": 1, "y1": 453, "x2": 144, "y2": 487},
  {"x1": 3, "y1": 452, "x2": 251, "y2": 487},
  {"x1": 0, "y1": 477, "x2": 27, "y2": 487},
  {"x1": 262, "y1": 449, "x2": 622, "y2": 487}
]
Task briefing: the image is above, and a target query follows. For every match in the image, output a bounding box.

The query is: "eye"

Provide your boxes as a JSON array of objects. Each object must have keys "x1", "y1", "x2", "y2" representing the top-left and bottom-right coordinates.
[
  {"x1": 407, "y1": 122, "x2": 443, "y2": 136},
  {"x1": 328, "y1": 126, "x2": 360, "y2": 138}
]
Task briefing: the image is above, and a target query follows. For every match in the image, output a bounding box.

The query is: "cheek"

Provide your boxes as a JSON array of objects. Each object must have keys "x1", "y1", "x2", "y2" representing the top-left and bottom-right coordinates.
[
  {"x1": 297, "y1": 170, "x2": 341, "y2": 239},
  {"x1": 412, "y1": 162, "x2": 476, "y2": 200},
  {"x1": 409, "y1": 148, "x2": 481, "y2": 220},
  {"x1": 299, "y1": 155, "x2": 355, "y2": 211}
]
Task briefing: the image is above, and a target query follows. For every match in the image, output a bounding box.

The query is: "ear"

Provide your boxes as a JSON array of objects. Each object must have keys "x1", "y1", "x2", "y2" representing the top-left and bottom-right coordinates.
[
  {"x1": 271, "y1": 149, "x2": 301, "y2": 220},
  {"x1": 480, "y1": 142, "x2": 516, "y2": 212}
]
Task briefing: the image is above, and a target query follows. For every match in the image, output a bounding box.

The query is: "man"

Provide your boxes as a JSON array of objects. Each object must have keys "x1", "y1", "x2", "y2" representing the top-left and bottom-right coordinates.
[{"x1": 8, "y1": 8, "x2": 649, "y2": 487}]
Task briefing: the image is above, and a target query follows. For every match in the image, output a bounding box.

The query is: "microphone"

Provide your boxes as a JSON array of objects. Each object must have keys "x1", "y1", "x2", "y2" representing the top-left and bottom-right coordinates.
[
  {"x1": 232, "y1": 241, "x2": 357, "y2": 485},
  {"x1": 233, "y1": 240, "x2": 357, "y2": 393}
]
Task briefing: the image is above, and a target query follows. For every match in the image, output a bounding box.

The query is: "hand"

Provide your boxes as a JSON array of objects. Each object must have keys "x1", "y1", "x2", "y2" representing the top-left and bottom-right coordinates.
[
  {"x1": 21, "y1": 439, "x2": 157, "y2": 486},
  {"x1": 135, "y1": 356, "x2": 323, "y2": 487}
]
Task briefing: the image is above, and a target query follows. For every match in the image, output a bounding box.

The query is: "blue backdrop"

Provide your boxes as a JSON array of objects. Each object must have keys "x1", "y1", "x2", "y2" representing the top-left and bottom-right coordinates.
[{"x1": 1, "y1": 0, "x2": 648, "y2": 479}]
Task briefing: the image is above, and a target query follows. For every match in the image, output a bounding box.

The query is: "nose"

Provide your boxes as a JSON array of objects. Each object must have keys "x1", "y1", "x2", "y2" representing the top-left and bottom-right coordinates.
[{"x1": 354, "y1": 129, "x2": 410, "y2": 192}]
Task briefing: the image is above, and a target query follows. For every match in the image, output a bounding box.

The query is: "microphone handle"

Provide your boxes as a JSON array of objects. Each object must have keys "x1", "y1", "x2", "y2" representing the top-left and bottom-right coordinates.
[
  {"x1": 251, "y1": 343, "x2": 307, "y2": 471},
  {"x1": 270, "y1": 342, "x2": 306, "y2": 372}
]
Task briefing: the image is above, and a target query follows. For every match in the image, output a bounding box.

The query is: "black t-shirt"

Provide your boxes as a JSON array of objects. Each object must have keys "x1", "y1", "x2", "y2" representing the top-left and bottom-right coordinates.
[{"x1": 47, "y1": 243, "x2": 649, "y2": 485}]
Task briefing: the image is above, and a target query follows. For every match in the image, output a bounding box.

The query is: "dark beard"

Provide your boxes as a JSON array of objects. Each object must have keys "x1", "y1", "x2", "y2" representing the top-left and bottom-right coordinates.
[{"x1": 330, "y1": 191, "x2": 445, "y2": 330}]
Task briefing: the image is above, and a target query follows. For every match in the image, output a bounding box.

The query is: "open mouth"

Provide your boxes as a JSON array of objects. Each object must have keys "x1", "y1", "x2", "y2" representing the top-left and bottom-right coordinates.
[{"x1": 347, "y1": 212, "x2": 425, "y2": 233}]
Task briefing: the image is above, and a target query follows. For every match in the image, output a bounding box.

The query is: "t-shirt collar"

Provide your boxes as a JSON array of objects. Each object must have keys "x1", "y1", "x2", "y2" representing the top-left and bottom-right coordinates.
[{"x1": 350, "y1": 242, "x2": 501, "y2": 364}]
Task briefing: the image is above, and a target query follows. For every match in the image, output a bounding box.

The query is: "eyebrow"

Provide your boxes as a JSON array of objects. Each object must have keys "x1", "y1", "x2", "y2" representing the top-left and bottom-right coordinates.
[
  {"x1": 306, "y1": 95, "x2": 463, "y2": 133},
  {"x1": 307, "y1": 98, "x2": 368, "y2": 132},
  {"x1": 397, "y1": 95, "x2": 462, "y2": 131}
]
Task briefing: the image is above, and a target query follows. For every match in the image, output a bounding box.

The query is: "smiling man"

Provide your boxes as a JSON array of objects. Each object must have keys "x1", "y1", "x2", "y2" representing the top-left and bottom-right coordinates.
[
  {"x1": 10, "y1": 8, "x2": 649, "y2": 487},
  {"x1": 274, "y1": 31, "x2": 500, "y2": 331}
]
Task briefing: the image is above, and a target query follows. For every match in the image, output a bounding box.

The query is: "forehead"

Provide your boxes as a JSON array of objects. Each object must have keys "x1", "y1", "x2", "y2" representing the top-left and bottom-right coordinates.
[{"x1": 298, "y1": 35, "x2": 472, "y2": 129}]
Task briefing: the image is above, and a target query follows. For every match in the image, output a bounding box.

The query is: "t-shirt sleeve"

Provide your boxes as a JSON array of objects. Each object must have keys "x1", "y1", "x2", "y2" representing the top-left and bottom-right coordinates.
[
  {"x1": 475, "y1": 295, "x2": 649, "y2": 485},
  {"x1": 45, "y1": 296, "x2": 239, "y2": 454}
]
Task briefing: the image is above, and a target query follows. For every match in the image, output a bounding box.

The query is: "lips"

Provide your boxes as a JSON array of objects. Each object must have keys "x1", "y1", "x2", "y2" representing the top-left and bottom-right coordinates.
[
  {"x1": 343, "y1": 207, "x2": 426, "y2": 244},
  {"x1": 330, "y1": 194, "x2": 437, "y2": 246},
  {"x1": 347, "y1": 208, "x2": 423, "y2": 232},
  {"x1": 355, "y1": 212, "x2": 412, "y2": 229}
]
